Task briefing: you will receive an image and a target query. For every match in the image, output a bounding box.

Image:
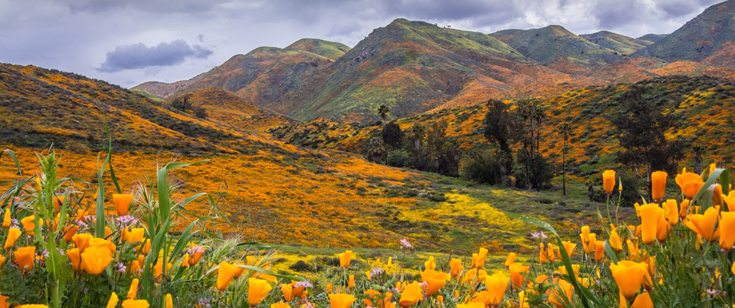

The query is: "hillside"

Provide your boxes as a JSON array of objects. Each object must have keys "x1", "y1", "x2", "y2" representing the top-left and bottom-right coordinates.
[
  {"x1": 638, "y1": 33, "x2": 668, "y2": 43},
  {"x1": 580, "y1": 31, "x2": 653, "y2": 55},
  {"x1": 0, "y1": 62, "x2": 613, "y2": 252},
  {"x1": 139, "y1": 19, "x2": 609, "y2": 122},
  {"x1": 272, "y1": 75, "x2": 735, "y2": 178},
  {"x1": 133, "y1": 79, "x2": 196, "y2": 98},
  {"x1": 638, "y1": 0, "x2": 735, "y2": 62},
  {"x1": 491, "y1": 25, "x2": 623, "y2": 65},
  {"x1": 156, "y1": 39, "x2": 350, "y2": 116},
  {"x1": 133, "y1": 4, "x2": 735, "y2": 122},
  {"x1": 176, "y1": 87, "x2": 297, "y2": 131},
  {"x1": 0, "y1": 63, "x2": 264, "y2": 154}
]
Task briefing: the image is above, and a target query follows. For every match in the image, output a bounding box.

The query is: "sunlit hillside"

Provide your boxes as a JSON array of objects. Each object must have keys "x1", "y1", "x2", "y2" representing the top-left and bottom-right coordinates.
[{"x1": 272, "y1": 75, "x2": 735, "y2": 179}]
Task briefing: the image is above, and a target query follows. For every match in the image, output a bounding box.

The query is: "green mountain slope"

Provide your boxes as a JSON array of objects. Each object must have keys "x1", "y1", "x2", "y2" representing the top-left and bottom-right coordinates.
[
  {"x1": 491, "y1": 25, "x2": 623, "y2": 65},
  {"x1": 637, "y1": 34, "x2": 668, "y2": 43},
  {"x1": 284, "y1": 18, "x2": 534, "y2": 120},
  {"x1": 580, "y1": 31, "x2": 653, "y2": 55},
  {"x1": 638, "y1": 0, "x2": 735, "y2": 61}
]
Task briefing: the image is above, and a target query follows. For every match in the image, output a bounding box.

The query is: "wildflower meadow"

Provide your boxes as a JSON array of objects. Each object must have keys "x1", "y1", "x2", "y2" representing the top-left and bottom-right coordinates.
[{"x1": 1, "y1": 143, "x2": 735, "y2": 307}]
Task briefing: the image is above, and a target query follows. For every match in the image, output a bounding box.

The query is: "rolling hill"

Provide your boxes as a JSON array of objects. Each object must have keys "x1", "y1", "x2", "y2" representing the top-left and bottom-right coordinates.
[
  {"x1": 638, "y1": 0, "x2": 735, "y2": 62},
  {"x1": 176, "y1": 87, "x2": 297, "y2": 131},
  {"x1": 272, "y1": 75, "x2": 735, "y2": 178},
  {"x1": 0, "y1": 61, "x2": 468, "y2": 249},
  {"x1": 580, "y1": 31, "x2": 653, "y2": 55},
  {"x1": 133, "y1": 1, "x2": 735, "y2": 123},
  {"x1": 491, "y1": 25, "x2": 623, "y2": 65}
]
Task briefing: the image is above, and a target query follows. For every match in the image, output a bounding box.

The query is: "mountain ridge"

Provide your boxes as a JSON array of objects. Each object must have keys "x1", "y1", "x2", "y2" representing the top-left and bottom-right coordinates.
[{"x1": 133, "y1": 1, "x2": 735, "y2": 122}]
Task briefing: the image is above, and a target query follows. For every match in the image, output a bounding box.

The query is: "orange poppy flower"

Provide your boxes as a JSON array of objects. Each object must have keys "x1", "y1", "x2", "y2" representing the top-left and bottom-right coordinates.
[
  {"x1": 113, "y1": 194, "x2": 134, "y2": 216},
  {"x1": 15, "y1": 246, "x2": 36, "y2": 273}
]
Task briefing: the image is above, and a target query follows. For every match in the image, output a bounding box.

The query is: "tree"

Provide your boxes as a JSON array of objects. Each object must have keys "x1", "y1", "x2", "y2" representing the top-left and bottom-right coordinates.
[
  {"x1": 693, "y1": 145, "x2": 705, "y2": 174},
  {"x1": 613, "y1": 84, "x2": 685, "y2": 186},
  {"x1": 483, "y1": 99, "x2": 515, "y2": 183},
  {"x1": 483, "y1": 99, "x2": 513, "y2": 152},
  {"x1": 366, "y1": 137, "x2": 386, "y2": 163},
  {"x1": 426, "y1": 120, "x2": 447, "y2": 168},
  {"x1": 408, "y1": 123, "x2": 425, "y2": 155},
  {"x1": 382, "y1": 121, "x2": 403, "y2": 149},
  {"x1": 513, "y1": 99, "x2": 548, "y2": 190},
  {"x1": 194, "y1": 106, "x2": 208, "y2": 119},
  {"x1": 171, "y1": 94, "x2": 192, "y2": 111},
  {"x1": 558, "y1": 123, "x2": 573, "y2": 196},
  {"x1": 378, "y1": 104, "x2": 390, "y2": 121}
]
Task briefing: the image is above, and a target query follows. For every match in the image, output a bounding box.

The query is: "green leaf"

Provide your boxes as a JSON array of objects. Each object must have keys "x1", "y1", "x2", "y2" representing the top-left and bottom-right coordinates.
[
  {"x1": 604, "y1": 241, "x2": 619, "y2": 265},
  {"x1": 556, "y1": 237, "x2": 602, "y2": 308},
  {"x1": 720, "y1": 170, "x2": 729, "y2": 196},
  {"x1": 236, "y1": 241, "x2": 273, "y2": 249},
  {"x1": 177, "y1": 192, "x2": 209, "y2": 210},
  {"x1": 1, "y1": 149, "x2": 22, "y2": 177},
  {"x1": 693, "y1": 168, "x2": 724, "y2": 203},
  {"x1": 95, "y1": 154, "x2": 109, "y2": 239},
  {"x1": 157, "y1": 161, "x2": 208, "y2": 225},
  {"x1": 506, "y1": 211, "x2": 602, "y2": 307},
  {"x1": 105, "y1": 123, "x2": 122, "y2": 194},
  {"x1": 170, "y1": 220, "x2": 199, "y2": 259}
]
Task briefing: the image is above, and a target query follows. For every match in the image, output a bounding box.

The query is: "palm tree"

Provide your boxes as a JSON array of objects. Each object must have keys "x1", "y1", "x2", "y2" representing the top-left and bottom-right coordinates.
[
  {"x1": 558, "y1": 123, "x2": 573, "y2": 196},
  {"x1": 378, "y1": 104, "x2": 390, "y2": 122},
  {"x1": 693, "y1": 145, "x2": 705, "y2": 174}
]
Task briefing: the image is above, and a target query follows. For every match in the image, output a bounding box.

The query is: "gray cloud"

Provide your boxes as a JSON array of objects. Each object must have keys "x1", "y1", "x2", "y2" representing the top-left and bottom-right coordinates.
[
  {"x1": 656, "y1": 0, "x2": 723, "y2": 18},
  {"x1": 98, "y1": 40, "x2": 212, "y2": 72},
  {"x1": 0, "y1": 0, "x2": 725, "y2": 87},
  {"x1": 327, "y1": 22, "x2": 363, "y2": 37},
  {"x1": 592, "y1": 0, "x2": 650, "y2": 30},
  {"x1": 380, "y1": 0, "x2": 523, "y2": 26},
  {"x1": 63, "y1": 0, "x2": 231, "y2": 14}
]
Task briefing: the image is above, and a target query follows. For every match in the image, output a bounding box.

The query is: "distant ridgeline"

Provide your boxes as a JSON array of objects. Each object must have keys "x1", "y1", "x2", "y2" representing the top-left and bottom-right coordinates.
[{"x1": 135, "y1": 0, "x2": 735, "y2": 122}]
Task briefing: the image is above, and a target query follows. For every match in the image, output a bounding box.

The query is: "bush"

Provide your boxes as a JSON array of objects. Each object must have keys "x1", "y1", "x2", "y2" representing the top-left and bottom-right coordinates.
[
  {"x1": 514, "y1": 152, "x2": 554, "y2": 190},
  {"x1": 382, "y1": 121, "x2": 403, "y2": 149},
  {"x1": 194, "y1": 106, "x2": 208, "y2": 119},
  {"x1": 387, "y1": 149, "x2": 409, "y2": 167},
  {"x1": 460, "y1": 149, "x2": 503, "y2": 185}
]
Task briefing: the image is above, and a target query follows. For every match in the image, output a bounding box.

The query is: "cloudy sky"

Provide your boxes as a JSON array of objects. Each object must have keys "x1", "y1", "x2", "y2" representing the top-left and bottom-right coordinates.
[{"x1": 0, "y1": 0, "x2": 724, "y2": 88}]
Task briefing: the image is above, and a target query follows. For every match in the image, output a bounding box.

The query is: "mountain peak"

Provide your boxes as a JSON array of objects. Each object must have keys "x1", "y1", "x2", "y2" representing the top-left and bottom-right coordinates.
[{"x1": 285, "y1": 38, "x2": 351, "y2": 60}]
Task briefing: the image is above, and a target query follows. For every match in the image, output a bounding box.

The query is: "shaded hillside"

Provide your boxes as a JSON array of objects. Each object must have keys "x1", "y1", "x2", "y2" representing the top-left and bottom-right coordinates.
[
  {"x1": 133, "y1": 79, "x2": 196, "y2": 98},
  {"x1": 180, "y1": 87, "x2": 298, "y2": 131},
  {"x1": 638, "y1": 34, "x2": 668, "y2": 43},
  {"x1": 638, "y1": 0, "x2": 735, "y2": 62},
  {"x1": 140, "y1": 39, "x2": 350, "y2": 116},
  {"x1": 0, "y1": 63, "x2": 296, "y2": 155},
  {"x1": 580, "y1": 31, "x2": 652, "y2": 55},
  {"x1": 491, "y1": 25, "x2": 622, "y2": 65},
  {"x1": 272, "y1": 75, "x2": 735, "y2": 177}
]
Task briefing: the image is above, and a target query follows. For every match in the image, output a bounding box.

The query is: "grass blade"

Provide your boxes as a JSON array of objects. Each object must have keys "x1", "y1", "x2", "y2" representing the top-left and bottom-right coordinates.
[{"x1": 1, "y1": 149, "x2": 22, "y2": 177}]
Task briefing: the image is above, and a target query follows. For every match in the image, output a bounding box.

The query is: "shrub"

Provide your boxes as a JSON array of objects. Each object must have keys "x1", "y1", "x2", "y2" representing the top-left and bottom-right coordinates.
[
  {"x1": 194, "y1": 106, "x2": 208, "y2": 119},
  {"x1": 386, "y1": 149, "x2": 409, "y2": 167},
  {"x1": 460, "y1": 149, "x2": 503, "y2": 185}
]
